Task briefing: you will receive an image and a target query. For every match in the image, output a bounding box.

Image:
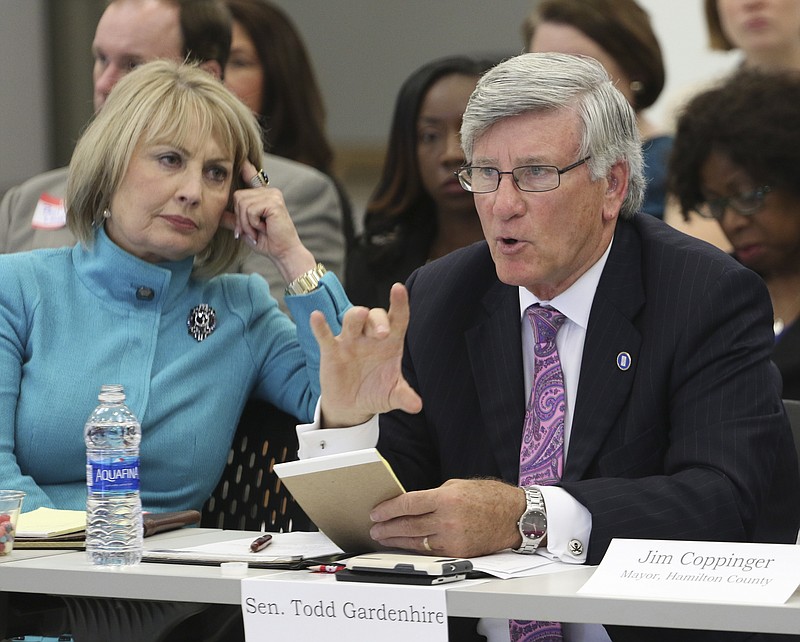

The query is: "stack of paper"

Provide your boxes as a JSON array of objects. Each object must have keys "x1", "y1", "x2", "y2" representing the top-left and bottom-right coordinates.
[
  {"x1": 142, "y1": 531, "x2": 344, "y2": 568},
  {"x1": 15, "y1": 507, "x2": 86, "y2": 549},
  {"x1": 469, "y1": 551, "x2": 581, "y2": 579}
]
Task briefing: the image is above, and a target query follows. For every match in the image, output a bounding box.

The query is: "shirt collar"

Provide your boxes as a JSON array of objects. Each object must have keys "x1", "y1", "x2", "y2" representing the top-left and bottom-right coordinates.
[
  {"x1": 72, "y1": 226, "x2": 196, "y2": 309},
  {"x1": 518, "y1": 236, "x2": 614, "y2": 330}
]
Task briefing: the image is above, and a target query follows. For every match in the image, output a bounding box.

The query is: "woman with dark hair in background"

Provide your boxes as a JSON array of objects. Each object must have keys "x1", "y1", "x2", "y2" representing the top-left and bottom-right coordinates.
[
  {"x1": 222, "y1": 0, "x2": 355, "y2": 251},
  {"x1": 345, "y1": 55, "x2": 495, "y2": 309},
  {"x1": 523, "y1": 0, "x2": 671, "y2": 219},
  {"x1": 669, "y1": 68, "x2": 800, "y2": 399},
  {"x1": 663, "y1": 1, "x2": 800, "y2": 253}
]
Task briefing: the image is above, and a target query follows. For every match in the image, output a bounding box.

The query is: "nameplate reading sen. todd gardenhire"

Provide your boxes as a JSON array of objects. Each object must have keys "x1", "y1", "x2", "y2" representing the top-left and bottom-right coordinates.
[{"x1": 241, "y1": 573, "x2": 450, "y2": 642}]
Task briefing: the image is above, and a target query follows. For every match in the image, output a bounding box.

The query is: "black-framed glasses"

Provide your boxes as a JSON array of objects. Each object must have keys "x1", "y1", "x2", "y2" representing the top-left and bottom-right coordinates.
[
  {"x1": 455, "y1": 156, "x2": 591, "y2": 194},
  {"x1": 692, "y1": 186, "x2": 772, "y2": 220}
]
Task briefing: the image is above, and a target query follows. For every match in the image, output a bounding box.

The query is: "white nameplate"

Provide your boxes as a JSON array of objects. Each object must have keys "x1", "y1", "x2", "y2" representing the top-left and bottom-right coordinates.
[
  {"x1": 579, "y1": 539, "x2": 800, "y2": 604},
  {"x1": 241, "y1": 572, "x2": 449, "y2": 641}
]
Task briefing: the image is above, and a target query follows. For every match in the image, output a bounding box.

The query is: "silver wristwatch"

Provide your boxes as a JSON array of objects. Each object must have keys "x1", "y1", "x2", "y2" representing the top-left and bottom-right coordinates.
[
  {"x1": 285, "y1": 263, "x2": 327, "y2": 296},
  {"x1": 513, "y1": 486, "x2": 547, "y2": 554}
]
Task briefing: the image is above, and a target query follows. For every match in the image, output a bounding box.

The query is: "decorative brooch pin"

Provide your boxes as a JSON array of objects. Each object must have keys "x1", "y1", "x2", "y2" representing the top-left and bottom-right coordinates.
[{"x1": 187, "y1": 304, "x2": 216, "y2": 342}]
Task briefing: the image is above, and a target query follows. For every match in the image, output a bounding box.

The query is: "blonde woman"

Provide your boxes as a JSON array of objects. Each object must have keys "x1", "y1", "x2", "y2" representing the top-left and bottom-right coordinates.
[{"x1": 0, "y1": 60, "x2": 353, "y2": 514}]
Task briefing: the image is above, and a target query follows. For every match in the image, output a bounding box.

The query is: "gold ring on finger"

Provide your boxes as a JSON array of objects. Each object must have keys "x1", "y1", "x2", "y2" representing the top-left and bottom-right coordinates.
[{"x1": 249, "y1": 169, "x2": 269, "y2": 188}]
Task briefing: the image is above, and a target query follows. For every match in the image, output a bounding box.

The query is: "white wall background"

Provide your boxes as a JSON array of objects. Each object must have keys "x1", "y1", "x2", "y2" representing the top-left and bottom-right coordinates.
[
  {"x1": 0, "y1": 0, "x2": 743, "y2": 193},
  {"x1": 268, "y1": 0, "x2": 531, "y2": 147},
  {"x1": 269, "y1": 0, "x2": 743, "y2": 148}
]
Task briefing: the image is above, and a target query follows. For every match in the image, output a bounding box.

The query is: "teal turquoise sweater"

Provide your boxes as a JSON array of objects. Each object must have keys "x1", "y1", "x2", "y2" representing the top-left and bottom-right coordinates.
[{"x1": 0, "y1": 229, "x2": 349, "y2": 512}]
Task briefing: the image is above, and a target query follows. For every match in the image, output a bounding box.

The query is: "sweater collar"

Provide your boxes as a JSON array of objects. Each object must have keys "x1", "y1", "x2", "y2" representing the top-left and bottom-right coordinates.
[{"x1": 72, "y1": 227, "x2": 195, "y2": 309}]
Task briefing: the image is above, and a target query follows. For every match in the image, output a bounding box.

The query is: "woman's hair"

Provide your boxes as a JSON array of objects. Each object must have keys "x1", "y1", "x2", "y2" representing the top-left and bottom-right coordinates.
[
  {"x1": 224, "y1": 0, "x2": 333, "y2": 172},
  {"x1": 362, "y1": 55, "x2": 495, "y2": 256},
  {"x1": 462, "y1": 52, "x2": 644, "y2": 219},
  {"x1": 704, "y1": 0, "x2": 734, "y2": 51},
  {"x1": 669, "y1": 68, "x2": 800, "y2": 217},
  {"x1": 522, "y1": 0, "x2": 665, "y2": 111},
  {"x1": 174, "y1": 0, "x2": 233, "y2": 70},
  {"x1": 66, "y1": 59, "x2": 264, "y2": 278}
]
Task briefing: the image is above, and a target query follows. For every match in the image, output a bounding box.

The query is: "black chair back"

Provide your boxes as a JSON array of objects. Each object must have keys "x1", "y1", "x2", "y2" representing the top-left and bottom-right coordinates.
[
  {"x1": 783, "y1": 398, "x2": 800, "y2": 473},
  {"x1": 201, "y1": 399, "x2": 312, "y2": 532}
]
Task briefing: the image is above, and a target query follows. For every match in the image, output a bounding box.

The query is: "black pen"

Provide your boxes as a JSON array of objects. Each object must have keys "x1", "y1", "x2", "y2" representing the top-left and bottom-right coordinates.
[{"x1": 249, "y1": 533, "x2": 273, "y2": 553}]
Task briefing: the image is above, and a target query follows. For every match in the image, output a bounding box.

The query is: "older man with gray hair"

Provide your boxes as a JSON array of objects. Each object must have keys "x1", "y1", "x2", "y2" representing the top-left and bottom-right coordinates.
[{"x1": 305, "y1": 52, "x2": 800, "y2": 642}]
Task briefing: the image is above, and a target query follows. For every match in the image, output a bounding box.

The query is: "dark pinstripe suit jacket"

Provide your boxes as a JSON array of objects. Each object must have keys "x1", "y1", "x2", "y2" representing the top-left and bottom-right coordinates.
[{"x1": 377, "y1": 214, "x2": 800, "y2": 642}]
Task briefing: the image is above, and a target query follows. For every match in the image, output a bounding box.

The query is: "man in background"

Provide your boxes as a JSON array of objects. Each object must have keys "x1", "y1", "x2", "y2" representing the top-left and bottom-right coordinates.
[{"x1": 0, "y1": 0, "x2": 345, "y2": 308}]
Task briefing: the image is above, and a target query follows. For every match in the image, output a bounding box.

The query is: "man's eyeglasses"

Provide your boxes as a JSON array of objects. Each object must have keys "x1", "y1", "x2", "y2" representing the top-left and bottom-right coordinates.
[
  {"x1": 455, "y1": 156, "x2": 591, "y2": 194},
  {"x1": 692, "y1": 186, "x2": 772, "y2": 220}
]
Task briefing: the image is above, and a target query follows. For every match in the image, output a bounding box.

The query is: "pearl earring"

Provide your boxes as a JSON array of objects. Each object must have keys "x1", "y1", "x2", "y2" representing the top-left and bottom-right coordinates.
[{"x1": 103, "y1": 208, "x2": 111, "y2": 219}]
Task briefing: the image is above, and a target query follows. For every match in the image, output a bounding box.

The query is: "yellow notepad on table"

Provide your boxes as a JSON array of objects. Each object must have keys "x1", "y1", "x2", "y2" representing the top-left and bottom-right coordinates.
[
  {"x1": 273, "y1": 448, "x2": 405, "y2": 554},
  {"x1": 16, "y1": 507, "x2": 86, "y2": 538}
]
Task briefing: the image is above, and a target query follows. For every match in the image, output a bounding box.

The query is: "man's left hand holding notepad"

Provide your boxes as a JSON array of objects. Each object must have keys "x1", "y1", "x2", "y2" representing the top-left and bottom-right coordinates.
[{"x1": 14, "y1": 507, "x2": 200, "y2": 549}]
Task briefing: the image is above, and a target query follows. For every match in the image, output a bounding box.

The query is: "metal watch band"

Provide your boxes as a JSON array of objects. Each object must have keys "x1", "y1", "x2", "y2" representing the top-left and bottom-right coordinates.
[
  {"x1": 284, "y1": 263, "x2": 327, "y2": 296},
  {"x1": 513, "y1": 486, "x2": 547, "y2": 554}
]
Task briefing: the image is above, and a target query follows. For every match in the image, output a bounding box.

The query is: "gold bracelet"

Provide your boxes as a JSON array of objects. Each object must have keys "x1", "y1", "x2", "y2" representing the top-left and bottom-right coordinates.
[{"x1": 285, "y1": 263, "x2": 327, "y2": 296}]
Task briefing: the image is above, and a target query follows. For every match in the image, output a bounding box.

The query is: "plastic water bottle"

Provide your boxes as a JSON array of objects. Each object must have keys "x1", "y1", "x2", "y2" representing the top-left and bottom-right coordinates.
[{"x1": 84, "y1": 384, "x2": 143, "y2": 566}]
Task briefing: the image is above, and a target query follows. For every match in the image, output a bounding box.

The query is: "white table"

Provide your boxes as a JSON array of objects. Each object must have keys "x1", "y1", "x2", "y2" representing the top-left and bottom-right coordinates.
[
  {"x1": 2, "y1": 528, "x2": 799, "y2": 635},
  {"x1": 449, "y1": 565, "x2": 800, "y2": 634},
  {"x1": 1, "y1": 529, "x2": 284, "y2": 605}
]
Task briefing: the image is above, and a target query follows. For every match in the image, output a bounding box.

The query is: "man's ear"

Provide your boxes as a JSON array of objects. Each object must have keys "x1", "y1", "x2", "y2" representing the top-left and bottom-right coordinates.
[
  {"x1": 602, "y1": 160, "x2": 629, "y2": 222},
  {"x1": 199, "y1": 59, "x2": 223, "y2": 81}
]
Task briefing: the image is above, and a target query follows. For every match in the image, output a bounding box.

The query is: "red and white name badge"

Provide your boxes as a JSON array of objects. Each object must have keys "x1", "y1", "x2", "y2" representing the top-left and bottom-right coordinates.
[{"x1": 32, "y1": 193, "x2": 66, "y2": 230}]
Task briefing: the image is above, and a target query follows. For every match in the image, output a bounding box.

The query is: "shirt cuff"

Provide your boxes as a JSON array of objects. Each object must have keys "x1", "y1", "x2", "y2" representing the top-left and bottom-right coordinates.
[
  {"x1": 296, "y1": 400, "x2": 379, "y2": 459},
  {"x1": 537, "y1": 485, "x2": 591, "y2": 564}
]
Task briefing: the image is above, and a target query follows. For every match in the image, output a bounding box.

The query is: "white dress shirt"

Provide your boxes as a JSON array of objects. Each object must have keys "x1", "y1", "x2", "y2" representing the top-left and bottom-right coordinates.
[{"x1": 480, "y1": 241, "x2": 613, "y2": 642}]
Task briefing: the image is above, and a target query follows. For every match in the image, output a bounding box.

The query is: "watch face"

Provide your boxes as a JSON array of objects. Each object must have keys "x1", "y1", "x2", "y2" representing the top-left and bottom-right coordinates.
[{"x1": 520, "y1": 510, "x2": 547, "y2": 539}]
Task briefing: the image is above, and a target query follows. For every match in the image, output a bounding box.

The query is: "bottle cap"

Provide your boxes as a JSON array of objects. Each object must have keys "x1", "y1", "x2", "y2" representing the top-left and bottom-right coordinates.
[{"x1": 98, "y1": 384, "x2": 125, "y2": 403}]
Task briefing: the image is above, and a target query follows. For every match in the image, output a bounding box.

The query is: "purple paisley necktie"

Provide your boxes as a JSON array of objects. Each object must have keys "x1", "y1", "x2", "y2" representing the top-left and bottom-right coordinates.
[{"x1": 510, "y1": 304, "x2": 566, "y2": 642}]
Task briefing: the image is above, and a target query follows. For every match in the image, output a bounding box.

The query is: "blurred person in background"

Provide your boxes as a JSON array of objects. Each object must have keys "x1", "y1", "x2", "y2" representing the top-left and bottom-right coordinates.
[
  {"x1": 666, "y1": 0, "x2": 800, "y2": 249},
  {"x1": 706, "y1": 0, "x2": 800, "y2": 71},
  {"x1": 523, "y1": 0, "x2": 671, "y2": 220},
  {"x1": 222, "y1": 0, "x2": 355, "y2": 253},
  {"x1": 669, "y1": 68, "x2": 800, "y2": 399},
  {"x1": 345, "y1": 55, "x2": 495, "y2": 309}
]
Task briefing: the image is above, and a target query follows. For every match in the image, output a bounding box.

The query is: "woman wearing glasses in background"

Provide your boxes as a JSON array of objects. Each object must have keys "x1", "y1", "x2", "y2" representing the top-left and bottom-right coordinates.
[{"x1": 669, "y1": 69, "x2": 800, "y2": 399}]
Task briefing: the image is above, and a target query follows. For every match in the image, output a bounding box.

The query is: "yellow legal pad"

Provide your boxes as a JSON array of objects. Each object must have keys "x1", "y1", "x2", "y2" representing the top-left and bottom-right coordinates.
[{"x1": 16, "y1": 507, "x2": 86, "y2": 538}]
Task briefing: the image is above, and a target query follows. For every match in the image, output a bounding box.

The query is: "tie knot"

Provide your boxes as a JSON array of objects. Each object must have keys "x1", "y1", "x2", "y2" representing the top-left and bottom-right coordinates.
[{"x1": 527, "y1": 305, "x2": 566, "y2": 344}]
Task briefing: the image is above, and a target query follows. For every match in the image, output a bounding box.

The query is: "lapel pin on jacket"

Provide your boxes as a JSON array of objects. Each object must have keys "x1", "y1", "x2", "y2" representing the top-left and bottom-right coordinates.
[
  {"x1": 616, "y1": 352, "x2": 632, "y2": 371},
  {"x1": 187, "y1": 304, "x2": 216, "y2": 342}
]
